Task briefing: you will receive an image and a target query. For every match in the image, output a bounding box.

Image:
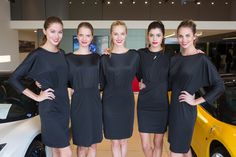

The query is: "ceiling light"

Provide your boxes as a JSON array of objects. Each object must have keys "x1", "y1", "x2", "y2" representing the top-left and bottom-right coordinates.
[
  {"x1": 107, "y1": 1, "x2": 111, "y2": 4},
  {"x1": 171, "y1": 1, "x2": 174, "y2": 4},
  {"x1": 223, "y1": 37, "x2": 236, "y2": 40},
  {"x1": 183, "y1": 1, "x2": 187, "y2": 4},
  {"x1": 196, "y1": 1, "x2": 201, "y2": 5},
  {"x1": 211, "y1": 1, "x2": 215, "y2": 5},
  {"x1": 132, "y1": 1, "x2": 136, "y2": 4},
  {"x1": 196, "y1": 32, "x2": 203, "y2": 36},
  {"x1": 225, "y1": 2, "x2": 228, "y2": 5},
  {"x1": 95, "y1": 1, "x2": 98, "y2": 5},
  {"x1": 0, "y1": 55, "x2": 11, "y2": 63},
  {"x1": 145, "y1": 1, "x2": 148, "y2": 4},
  {"x1": 120, "y1": 1, "x2": 123, "y2": 4},
  {"x1": 34, "y1": 30, "x2": 37, "y2": 33},
  {"x1": 81, "y1": 1, "x2": 85, "y2": 4},
  {"x1": 69, "y1": 1, "x2": 72, "y2": 4},
  {"x1": 158, "y1": 1, "x2": 162, "y2": 4},
  {"x1": 165, "y1": 32, "x2": 175, "y2": 38}
]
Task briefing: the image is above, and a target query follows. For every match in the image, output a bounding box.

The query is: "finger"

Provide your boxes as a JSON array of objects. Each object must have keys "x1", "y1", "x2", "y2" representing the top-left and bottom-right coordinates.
[{"x1": 45, "y1": 88, "x2": 54, "y2": 92}]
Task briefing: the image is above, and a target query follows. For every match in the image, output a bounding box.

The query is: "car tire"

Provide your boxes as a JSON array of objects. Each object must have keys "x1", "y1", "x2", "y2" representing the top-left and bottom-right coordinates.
[
  {"x1": 211, "y1": 146, "x2": 230, "y2": 157},
  {"x1": 25, "y1": 140, "x2": 46, "y2": 157}
]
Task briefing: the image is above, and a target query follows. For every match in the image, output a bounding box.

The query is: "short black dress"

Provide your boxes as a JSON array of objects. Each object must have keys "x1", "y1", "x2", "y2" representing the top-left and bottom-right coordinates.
[
  {"x1": 9, "y1": 47, "x2": 70, "y2": 148},
  {"x1": 66, "y1": 53, "x2": 103, "y2": 147},
  {"x1": 137, "y1": 48, "x2": 170, "y2": 133},
  {"x1": 168, "y1": 53, "x2": 225, "y2": 153},
  {"x1": 101, "y1": 50, "x2": 139, "y2": 139}
]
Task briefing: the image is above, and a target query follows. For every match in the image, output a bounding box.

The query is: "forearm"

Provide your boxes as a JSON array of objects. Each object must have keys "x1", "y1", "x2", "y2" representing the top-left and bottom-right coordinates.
[
  {"x1": 22, "y1": 88, "x2": 39, "y2": 102},
  {"x1": 194, "y1": 97, "x2": 206, "y2": 105}
]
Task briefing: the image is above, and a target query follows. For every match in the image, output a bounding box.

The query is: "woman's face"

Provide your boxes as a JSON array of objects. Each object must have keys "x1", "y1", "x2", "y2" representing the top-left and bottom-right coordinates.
[
  {"x1": 148, "y1": 28, "x2": 164, "y2": 49},
  {"x1": 77, "y1": 26, "x2": 93, "y2": 48},
  {"x1": 177, "y1": 27, "x2": 196, "y2": 49},
  {"x1": 43, "y1": 23, "x2": 63, "y2": 46},
  {"x1": 111, "y1": 25, "x2": 127, "y2": 47}
]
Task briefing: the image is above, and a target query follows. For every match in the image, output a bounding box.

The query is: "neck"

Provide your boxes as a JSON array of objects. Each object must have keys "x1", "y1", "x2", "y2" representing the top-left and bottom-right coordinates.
[
  {"x1": 112, "y1": 45, "x2": 128, "y2": 54},
  {"x1": 74, "y1": 47, "x2": 91, "y2": 55},
  {"x1": 42, "y1": 43, "x2": 59, "y2": 52},
  {"x1": 181, "y1": 46, "x2": 197, "y2": 56},
  {"x1": 149, "y1": 46, "x2": 162, "y2": 52}
]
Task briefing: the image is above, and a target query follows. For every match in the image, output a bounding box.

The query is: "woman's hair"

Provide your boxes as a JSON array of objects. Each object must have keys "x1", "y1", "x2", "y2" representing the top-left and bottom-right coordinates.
[
  {"x1": 109, "y1": 20, "x2": 127, "y2": 52},
  {"x1": 41, "y1": 16, "x2": 63, "y2": 46},
  {"x1": 147, "y1": 20, "x2": 165, "y2": 49},
  {"x1": 177, "y1": 19, "x2": 197, "y2": 45},
  {"x1": 77, "y1": 22, "x2": 94, "y2": 36}
]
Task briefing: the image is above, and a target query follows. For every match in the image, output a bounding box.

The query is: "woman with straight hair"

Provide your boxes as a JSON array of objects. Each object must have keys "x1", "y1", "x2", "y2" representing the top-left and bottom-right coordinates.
[
  {"x1": 101, "y1": 20, "x2": 139, "y2": 157},
  {"x1": 9, "y1": 16, "x2": 72, "y2": 157}
]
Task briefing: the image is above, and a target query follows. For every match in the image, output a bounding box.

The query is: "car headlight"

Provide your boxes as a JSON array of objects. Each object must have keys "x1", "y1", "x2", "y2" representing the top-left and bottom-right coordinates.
[{"x1": 0, "y1": 143, "x2": 7, "y2": 152}]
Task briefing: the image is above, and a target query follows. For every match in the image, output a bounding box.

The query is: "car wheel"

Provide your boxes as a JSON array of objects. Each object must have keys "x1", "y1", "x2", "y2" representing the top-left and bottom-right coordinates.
[
  {"x1": 211, "y1": 146, "x2": 230, "y2": 157},
  {"x1": 25, "y1": 140, "x2": 46, "y2": 157}
]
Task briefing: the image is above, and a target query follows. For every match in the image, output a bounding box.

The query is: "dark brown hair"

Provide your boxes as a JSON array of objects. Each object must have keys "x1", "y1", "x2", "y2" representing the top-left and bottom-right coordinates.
[
  {"x1": 177, "y1": 20, "x2": 197, "y2": 45},
  {"x1": 77, "y1": 22, "x2": 94, "y2": 36},
  {"x1": 41, "y1": 16, "x2": 63, "y2": 46},
  {"x1": 147, "y1": 20, "x2": 165, "y2": 49}
]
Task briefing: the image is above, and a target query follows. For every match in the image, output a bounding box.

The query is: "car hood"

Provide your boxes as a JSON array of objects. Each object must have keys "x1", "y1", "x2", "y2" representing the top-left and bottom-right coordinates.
[{"x1": 0, "y1": 118, "x2": 34, "y2": 139}]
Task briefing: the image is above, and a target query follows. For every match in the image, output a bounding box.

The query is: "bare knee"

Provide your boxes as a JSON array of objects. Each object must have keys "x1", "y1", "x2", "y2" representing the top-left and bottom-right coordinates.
[
  {"x1": 153, "y1": 134, "x2": 164, "y2": 149},
  {"x1": 112, "y1": 140, "x2": 121, "y2": 148},
  {"x1": 120, "y1": 139, "x2": 127, "y2": 147}
]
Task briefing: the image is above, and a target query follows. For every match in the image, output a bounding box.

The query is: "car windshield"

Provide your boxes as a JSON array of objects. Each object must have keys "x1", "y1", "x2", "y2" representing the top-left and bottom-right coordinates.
[
  {"x1": 218, "y1": 83, "x2": 236, "y2": 126},
  {"x1": 0, "y1": 74, "x2": 39, "y2": 123}
]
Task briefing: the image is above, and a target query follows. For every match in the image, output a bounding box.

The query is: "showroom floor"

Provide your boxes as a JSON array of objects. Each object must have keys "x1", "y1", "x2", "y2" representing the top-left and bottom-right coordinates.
[{"x1": 71, "y1": 93, "x2": 170, "y2": 157}]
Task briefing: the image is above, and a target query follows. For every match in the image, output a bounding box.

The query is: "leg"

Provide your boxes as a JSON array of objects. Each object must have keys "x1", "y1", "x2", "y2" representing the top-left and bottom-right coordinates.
[
  {"x1": 87, "y1": 144, "x2": 97, "y2": 157},
  {"x1": 111, "y1": 140, "x2": 122, "y2": 157},
  {"x1": 139, "y1": 132, "x2": 153, "y2": 157},
  {"x1": 152, "y1": 133, "x2": 164, "y2": 157},
  {"x1": 170, "y1": 151, "x2": 184, "y2": 157},
  {"x1": 52, "y1": 146, "x2": 72, "y2": 157},
  {"x1": 77, "y1": 146, "x2": 87, "y2": 157},
  {"x1": 120, "y1": 139, "x2": 128, "y2": 157},
  {"x1": 183, "y1": 149, "x2": 192, "y2": 157}
]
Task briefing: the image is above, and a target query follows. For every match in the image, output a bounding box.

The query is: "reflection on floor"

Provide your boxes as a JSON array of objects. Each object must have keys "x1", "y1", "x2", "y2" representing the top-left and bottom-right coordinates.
[{"x1": 71, "y1": 93, "x2": 170, "y2": 157}]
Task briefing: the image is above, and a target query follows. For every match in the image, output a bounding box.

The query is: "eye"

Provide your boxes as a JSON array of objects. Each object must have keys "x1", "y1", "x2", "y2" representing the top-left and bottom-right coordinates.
[{"x1": 149, "y1": 34, "x2": 153, "y2": 37}]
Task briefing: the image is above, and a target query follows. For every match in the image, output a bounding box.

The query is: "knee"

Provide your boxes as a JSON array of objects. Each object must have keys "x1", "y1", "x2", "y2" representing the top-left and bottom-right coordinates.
[
  {"x1": 141, "y1": 143, "x2": 152, "y2": 152},
  {"x1": 120, "y1": 139, "x2": 127, "y2": 147},
  {"x1": 112, "y1": 140, "x2": 120, "y2": 148},
  {"x1": 89, "y1": 144, "x2": 97, "y2": 151}
]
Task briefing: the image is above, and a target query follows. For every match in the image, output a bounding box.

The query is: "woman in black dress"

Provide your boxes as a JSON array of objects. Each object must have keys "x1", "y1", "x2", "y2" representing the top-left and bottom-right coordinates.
[
  {"x1": 137, "y1": 21, "x2": 170, "y2": 157},
  {"x1": 66, "y1": 22, "x2": 103, "y2": 157},
  {"x1": 101, "y1": 21, "x2": 139, "y2": 157},
  {"x1": 168, "y1": 20, "x2": 225, "y2": 157},
  {"x1": 9, "y1": 17, "x2": 72, "y2": 157}
]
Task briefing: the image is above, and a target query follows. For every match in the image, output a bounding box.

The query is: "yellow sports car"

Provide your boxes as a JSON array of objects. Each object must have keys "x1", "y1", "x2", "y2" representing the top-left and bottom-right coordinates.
[{"x1": 191, "y1": 74, "x2": 236, "y2": 157}]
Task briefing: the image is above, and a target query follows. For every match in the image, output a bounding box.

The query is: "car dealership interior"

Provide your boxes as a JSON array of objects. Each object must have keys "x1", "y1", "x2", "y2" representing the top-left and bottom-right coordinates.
[{"x1": 0, "y1": 0, "x2": 236, "y2": 157}]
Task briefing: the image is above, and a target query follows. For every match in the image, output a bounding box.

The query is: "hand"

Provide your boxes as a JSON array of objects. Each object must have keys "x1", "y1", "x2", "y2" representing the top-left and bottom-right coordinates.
[
  {"x1": 103, "y1": 48, "x2": 110, "y2": 55},
  {"x1": 35, "y1": 81, "x2": 42, "y2": 89},
  {"x1": 179, "y1": 91, "x2": 196, "y2": 106},
  {"x1": 36, "y1": 88, "x2": 55, "y2": 102},
  {"x1": 197, "y1": 49, "x2": 204, "y2": 54},
  {"x1": 139, "y1": 79, "x2": 146, "y2": 90}
]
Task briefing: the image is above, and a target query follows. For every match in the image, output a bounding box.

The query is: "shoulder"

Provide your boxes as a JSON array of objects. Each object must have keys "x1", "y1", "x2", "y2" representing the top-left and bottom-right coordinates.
[
  {"x1": 65, "y1": 52, "x2": 74, "y2": 59},
  {"x1": 128, "y1": 49, "x2": 139, "y2": 57}
]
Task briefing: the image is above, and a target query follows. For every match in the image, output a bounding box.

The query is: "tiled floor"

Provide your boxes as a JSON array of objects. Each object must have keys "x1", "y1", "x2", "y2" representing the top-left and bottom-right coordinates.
[{"x1": 71, "y1": 93, "x2": 170, "y2": 157}]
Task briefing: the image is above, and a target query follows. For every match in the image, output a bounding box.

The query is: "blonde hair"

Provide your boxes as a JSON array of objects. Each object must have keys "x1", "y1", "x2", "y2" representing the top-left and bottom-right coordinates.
[{"x1": 109, "y1": 20, "x2": 127, "y2": 52}]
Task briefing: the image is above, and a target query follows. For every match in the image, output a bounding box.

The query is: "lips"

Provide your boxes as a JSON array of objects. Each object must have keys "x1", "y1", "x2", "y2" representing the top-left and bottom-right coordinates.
[{"x1": 152, "y1": 42, "x2": 158, "y2": 45}]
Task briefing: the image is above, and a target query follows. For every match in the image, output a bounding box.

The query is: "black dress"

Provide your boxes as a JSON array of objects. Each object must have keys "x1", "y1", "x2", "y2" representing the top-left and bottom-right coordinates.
[
  {"x1": 168, "y1": 53, "x2": 225, "y2": 153},
  {"x1": 9, "y1": 47, "x2": 70, "y2": 148},
  {"x1": 137, "y1": 48, "x2": 170, "y2": 133},
  {"x1": 66, "y1": 53, "x2": 103, "y2": 147},
  {"x1": 101, "y1": 50, "x2": 139, "y2": 139}
]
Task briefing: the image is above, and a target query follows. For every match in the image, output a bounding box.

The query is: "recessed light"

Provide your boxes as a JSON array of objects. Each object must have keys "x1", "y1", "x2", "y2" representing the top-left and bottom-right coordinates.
[
  {"x1": 158, "y1": 1, "x2": 162, "y2": 4},
  {"x1": 95, "y1": 1, "x2": 98, "y2": 5},
  {"x1": 132, "y1": 1, "x2": 136, "y2": 4},
  {"x1": 183, "y1": 1, "x2": 187, "y2": 4},
  {"x1": 34, "y1": 30, "x2": 37, "y2": 33},
  {"x1": 145, "y1": 1, "x2": 148, "y2": 4},
  {"x1": 81, "y1": 1, "x2": 85, "y2": 4},
  {"x1": 120, "y1": 1, "x2": 123, "y2": 4},
  {"x1": 211, "y1": 2, "x2": 215, "y2": 5},
  {"x1": 196, "y1": 1, "x2": 201, "y2": 5},
  {"x1": 69, "y1": 1, "x2": 72, "y2": 4},
  {"x1": 225, "y1": 2, "x2": 228, "y2": 5},
  {"x1": 107, "y1": 1, "x2": 111, "y2": 4},
  {"x1": 171, "y1": 1, "x2": 174, "y2": 4}
]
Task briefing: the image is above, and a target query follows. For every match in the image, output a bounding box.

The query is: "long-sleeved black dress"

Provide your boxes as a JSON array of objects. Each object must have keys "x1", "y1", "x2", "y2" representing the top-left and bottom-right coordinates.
[
  {"x1": 168, "y1": 53, "x2": 225, "y2": 153},
  {"x1": 137, "y1": 48, "x2": 170, "y2": 133},
  {"x1": 66, "y1": 53, "x2": 103, "y2": 147},
  {"x1": 101, "y1": 50, "x2": 139, "y2": 139},
  {"x1": 9, "y1": 47, "x2": 70, "y2": 148}
]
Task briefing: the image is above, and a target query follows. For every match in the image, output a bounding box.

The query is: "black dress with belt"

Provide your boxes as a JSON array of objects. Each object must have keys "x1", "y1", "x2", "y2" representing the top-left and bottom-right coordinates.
[
  {"x1": 9, "y1": 47, "x2": 70, "y2": 148},
  {"x1": 137, "y1": 48, "x2": 171, "y2": 133},
  {"x1": 101, "y1": 50, "x2": 140, "y2": 139},
  {"x1": 66, "y1": 53, "x2": 103, "y2": 147},
  {"x1": 168, "y1": 53, "x2": 224, "y2": 153}
]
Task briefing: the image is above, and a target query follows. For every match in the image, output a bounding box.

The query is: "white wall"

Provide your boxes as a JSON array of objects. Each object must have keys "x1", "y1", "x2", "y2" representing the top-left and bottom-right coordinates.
[{"x1": 0, "y1": 0, "x2": 19, "y2": 71}]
